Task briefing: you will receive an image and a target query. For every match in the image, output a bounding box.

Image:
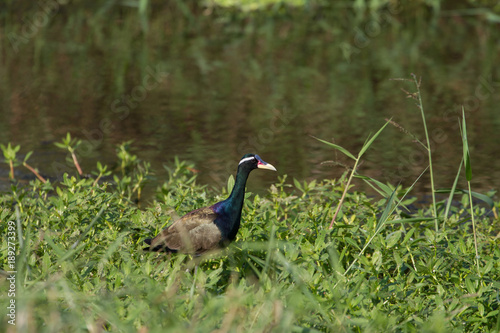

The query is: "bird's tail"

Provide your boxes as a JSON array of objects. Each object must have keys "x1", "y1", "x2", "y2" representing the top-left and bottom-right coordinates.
[
  {"x1": 143, "y1": 238, "x2": 176, "y2": 252},
  {"x1": 143, "y1": 238, "x2": 152, "y2": 250}
]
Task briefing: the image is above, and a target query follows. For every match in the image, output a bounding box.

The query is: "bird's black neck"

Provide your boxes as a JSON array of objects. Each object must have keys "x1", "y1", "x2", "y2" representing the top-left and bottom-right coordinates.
[
  {"x1": 216, "y1": 165, "x2": 252, "y2": 240},
  {"x1": 227, "y1": 165, "x2": 251, "y2": 216}
]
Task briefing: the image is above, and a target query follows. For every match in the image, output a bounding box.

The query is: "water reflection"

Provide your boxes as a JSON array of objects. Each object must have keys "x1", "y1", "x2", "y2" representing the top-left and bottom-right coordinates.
[{"x1": 1, "y1": 4, "x2": 499, "y2": 198}]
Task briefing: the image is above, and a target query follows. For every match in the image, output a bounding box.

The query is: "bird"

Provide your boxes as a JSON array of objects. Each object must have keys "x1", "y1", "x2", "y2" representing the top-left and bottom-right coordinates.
[{"x1": 144, "y1": 154, "x2": 276, "y2": 255}]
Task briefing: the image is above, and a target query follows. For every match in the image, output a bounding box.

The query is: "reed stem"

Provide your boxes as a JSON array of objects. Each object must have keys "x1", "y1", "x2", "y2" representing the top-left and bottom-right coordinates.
[{"x1": 412, "y1": 74, "x2": 438, "y2": 231}]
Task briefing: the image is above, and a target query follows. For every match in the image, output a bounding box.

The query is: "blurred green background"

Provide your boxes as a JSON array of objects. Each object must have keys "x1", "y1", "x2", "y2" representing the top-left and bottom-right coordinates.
[{"x1": 1, "y1": 0, "x2": 499, "y2": 196}]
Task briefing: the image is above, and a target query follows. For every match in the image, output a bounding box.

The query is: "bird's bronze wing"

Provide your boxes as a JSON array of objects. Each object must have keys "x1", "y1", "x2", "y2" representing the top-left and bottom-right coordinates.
[{"x1": 149, "y1": 206, "x2": 222, "y2": 253}]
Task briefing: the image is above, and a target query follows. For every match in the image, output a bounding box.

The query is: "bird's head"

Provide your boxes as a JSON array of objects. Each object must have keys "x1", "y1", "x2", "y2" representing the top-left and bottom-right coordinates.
[{"x1": 238, "y1": 154, "x2": 277, "y2": 172}]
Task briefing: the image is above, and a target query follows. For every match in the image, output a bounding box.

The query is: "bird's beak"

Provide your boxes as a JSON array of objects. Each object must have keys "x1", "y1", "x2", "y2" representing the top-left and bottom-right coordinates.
[{"x1": 257, "y1": 161, "x2": 277, "y2": 171}]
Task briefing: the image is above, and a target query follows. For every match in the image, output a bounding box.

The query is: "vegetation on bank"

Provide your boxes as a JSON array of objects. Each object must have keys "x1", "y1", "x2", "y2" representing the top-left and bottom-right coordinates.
[
  {"x1": 1, "y1": 77, "x2": 500, "y2": 332},
  {"x1": 0, "y1": 139, "x2": 499, "y2": 332}
]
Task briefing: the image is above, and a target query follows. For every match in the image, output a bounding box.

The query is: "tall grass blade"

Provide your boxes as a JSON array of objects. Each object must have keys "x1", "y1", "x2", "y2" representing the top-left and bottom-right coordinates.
[
  {"x1": 462, "y1": 107, "x2": 472, "y2": 181},
  {"x1": 311, "y1": 136, "x2": 356, "y2": 160},
  {"x1": 139, "y1": 0, "x2": 149, "y2": 33},
  {"x1": 357, "y1": 118, "x2": 391, "y2": 158},
  {"x1": 467, "y1": 182, "x2": 480, "y2": 274},
  {"x1": 444, "y1": 160, "x2": 462, "y2": 225},
  {"x1": 376, "y1": 187, "x2": 398, "y2": 232},
  {"x1": 329, "y1": 158, "x2": 359, "y2": 228},
  {"x1": 386, "y1": 217, "x2": 435, "y2": 224},
  {"x1": 15, "y1": 205, "x2": 29, "y2": 286},
  {"x1": 460, "y1": 108, "x2": 479, "y2": 274},
  {"x1": 15, "y1": 205, "x2": 23, "y2": 248},
  {"x1": 411, "y1": 74, "x2": 438, "y2": 231}
]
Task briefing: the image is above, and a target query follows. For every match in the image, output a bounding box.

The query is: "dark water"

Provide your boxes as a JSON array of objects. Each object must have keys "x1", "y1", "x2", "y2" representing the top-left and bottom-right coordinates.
[{"x1": 1, "y1": 4, "x2": 499, "y2": 199}]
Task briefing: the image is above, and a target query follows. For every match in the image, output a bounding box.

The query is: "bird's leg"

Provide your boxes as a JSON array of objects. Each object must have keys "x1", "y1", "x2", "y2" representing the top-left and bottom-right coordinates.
[{"x1": 188, "y1": 265, "x2": 199, "y2": 299}]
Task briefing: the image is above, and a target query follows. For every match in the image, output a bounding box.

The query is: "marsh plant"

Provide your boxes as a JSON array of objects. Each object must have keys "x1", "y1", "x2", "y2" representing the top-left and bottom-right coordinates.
[{"x1": 1, "y1": 77, "x2": 499, "y2": 332}]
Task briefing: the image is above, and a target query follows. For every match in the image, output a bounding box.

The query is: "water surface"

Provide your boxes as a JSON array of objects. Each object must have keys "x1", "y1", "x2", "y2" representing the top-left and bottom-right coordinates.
[{"x1": 1, "y1": 4, "x2": 499, "y2": 199}]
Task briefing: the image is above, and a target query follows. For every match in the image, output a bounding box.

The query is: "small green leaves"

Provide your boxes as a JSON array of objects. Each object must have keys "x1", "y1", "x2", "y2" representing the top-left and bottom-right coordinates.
[
  {"x1": 116, "y1": 140, "x2": 137, "y2": 174},
  {"x1": 54, "y1": 132, "x2": 83, "y2": 175},
  {"x1": 92, "y1": 161, "x2": 112, "y2": 187},
  {"x1": 97, "y1": 161, "x2": 108, "y2": 174},
  {"x1": 1, "y1": 143, "x2": 21, "y2": 161},
  {"x1": 1, "y1": 143, "x2": 21, "y2": 179},
  {"x1": 54, "y1": 132, "x2": 82, "y2": 152}
]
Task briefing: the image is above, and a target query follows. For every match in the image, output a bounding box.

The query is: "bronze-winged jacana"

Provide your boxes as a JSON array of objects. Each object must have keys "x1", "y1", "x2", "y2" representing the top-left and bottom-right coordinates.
[{"x1": 144, "y1": 154, "x2": 276, "y2": 254}]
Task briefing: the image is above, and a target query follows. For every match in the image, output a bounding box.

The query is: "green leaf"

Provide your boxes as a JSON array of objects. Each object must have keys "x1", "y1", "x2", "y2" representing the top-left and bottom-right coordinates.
[
  {"x1": 371, "y1": 249, "x2": 382, "y2": 268},
  {"x1": 293, "y1": 178, "x2": 303, "y2": 192},
  {"x1": 227, "y1": 174, "x2": 235, "y2": 194},
  {"x1": 464, "y1": 151, "x2": 472, "y2": 181},
  {"x1": 44, "y1": 234, "x2": 65, "y2": 259},
  {"x1": 486, "y1": 310, "x2": 499, "y2": 318},
  {"x1": 355, "y1": 175, "x2": 393, "y2": 198},
  {"x1": 54, "y1": 142, "x2": 67, "y2": 149},
  {"x1": 23, "y1": 151, "x2": 33, "y2": 163},
  {"x1": 461, "y1": 108, "x2": 472, "y2": 181},
  {"x1": 436, "y1": 188, "x2": 494, "y2": 208},
  {"x1": 311, "y1": 136, "x2": 356, "y2": 160},
  {"x1": 485, "y1": 11, "x2": 500, "y2": 23},
  {"x1": 402, "y1": 228, "x2": 415, "y2": 245},
  {"x1": 1, "y1": 143, "x2": 20, "y2": 160},
  {"x1": 1, "y1": 144, "x2": 9, "y2": 159},
  {"x1": 386, "y1": 230, "x2": 402, "y2": 248},
  {"x1": 376, "y1": 187, "x2": 397, "y2": 230},
  {"x1": 344, "y1": 237, "x2": 361, "y2": 250},
  {"x1": 386, "y1": 217, "x2": 435, "y2": 224},
  {"x1": 444, "y1": 160, "x2": 462, "y2": 223},
  {"x1": 481, "y1": 259, "x2": 493, "y2": 275},
  {"x1": 357, "y1": 118, "x2": 390, "y2": 158},
  {"x1": 73, "y1": 139, "x2": 82, "y2": 149},
  {"x1": 465, "y1": 277, "x2": 476, "y2": 294}
]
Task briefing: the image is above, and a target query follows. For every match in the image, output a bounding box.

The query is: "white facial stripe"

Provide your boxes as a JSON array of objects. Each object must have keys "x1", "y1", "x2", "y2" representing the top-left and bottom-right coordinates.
[{"x1": 239, "y1": 156, "x2": 256, "y2": 165}]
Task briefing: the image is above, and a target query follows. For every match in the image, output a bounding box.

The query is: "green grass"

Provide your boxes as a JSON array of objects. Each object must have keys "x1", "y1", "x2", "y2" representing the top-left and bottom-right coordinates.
[{"x1": 1, "y1": 138, "x2": 499, "y2": 332}]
